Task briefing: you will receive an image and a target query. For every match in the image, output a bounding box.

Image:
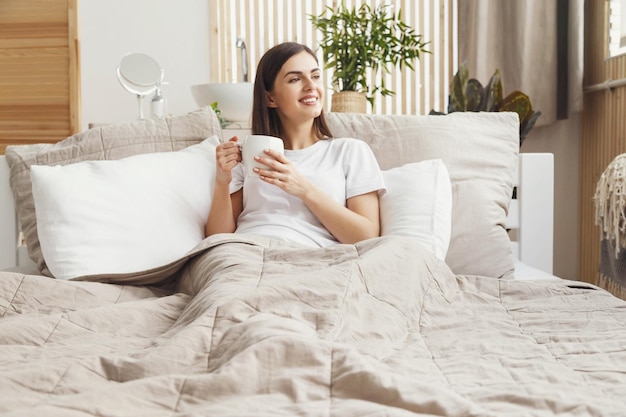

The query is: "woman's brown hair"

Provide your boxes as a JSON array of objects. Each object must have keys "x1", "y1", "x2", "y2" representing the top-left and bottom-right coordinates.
[{"x1": 251, "y1": 42, "x2": 332, "y2": 139}]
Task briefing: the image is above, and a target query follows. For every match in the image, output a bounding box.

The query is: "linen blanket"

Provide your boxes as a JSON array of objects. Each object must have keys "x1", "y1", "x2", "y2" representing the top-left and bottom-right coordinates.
[{"x1": 1, "y1": 234, "x2": 625, "y2": 416}]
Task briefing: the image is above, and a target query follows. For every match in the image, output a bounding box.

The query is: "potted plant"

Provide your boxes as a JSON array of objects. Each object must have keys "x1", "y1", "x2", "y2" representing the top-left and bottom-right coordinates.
[
  {"x1": 430, "y1": 62, "x2": 542, "y2": 146},
  {"x1": 310, "y1": 3, "x2": 429, "y2": 113}
]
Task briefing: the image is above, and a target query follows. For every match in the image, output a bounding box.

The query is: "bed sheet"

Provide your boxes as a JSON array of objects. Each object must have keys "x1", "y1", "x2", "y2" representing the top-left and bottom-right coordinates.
[
  {"x1": 1, "y1": 234, "x2": 625, "y2": 416},
  {"x1": 513, "y1": 259, "x2": 563, "y2": 282}
]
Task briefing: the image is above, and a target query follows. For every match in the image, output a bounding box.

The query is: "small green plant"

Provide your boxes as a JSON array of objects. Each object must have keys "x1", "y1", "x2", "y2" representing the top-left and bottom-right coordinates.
[
  {"x1": 310, "y1": 3, "x2": 429, "y2": 105},
  {"x1": 430, "y1": 62, "x2": 541, "y2": 145},
  {"x1": 210, "y1": 102, "x2": 229, "y2": 129}
]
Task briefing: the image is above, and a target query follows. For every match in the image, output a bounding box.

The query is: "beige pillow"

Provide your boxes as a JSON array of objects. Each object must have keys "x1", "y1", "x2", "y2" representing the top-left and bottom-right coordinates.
[
  {"x1": 5, "y1": 108, "x2": 222, "y2": 277},
  {"x1": 326, "y1": 111, "x2": 519, "y2": 278}
]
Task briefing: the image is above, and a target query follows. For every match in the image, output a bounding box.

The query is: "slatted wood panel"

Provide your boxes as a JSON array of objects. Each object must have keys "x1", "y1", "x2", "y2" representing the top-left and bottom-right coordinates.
[
  {"x1": 0, "y1": 0, "x2": 80, "y2": 155},
  {"x1": 209, "y1": 0, "x2": 457, "y2": 116},
  {"x1": 580, "y1": 0, "x2": 626, "y2": 289}
]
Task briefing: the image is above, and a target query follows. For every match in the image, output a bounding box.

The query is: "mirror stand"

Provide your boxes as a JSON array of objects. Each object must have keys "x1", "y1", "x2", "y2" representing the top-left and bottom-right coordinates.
[{"x1": 116, "y1": 53, "x2": 164, "y2": 120}]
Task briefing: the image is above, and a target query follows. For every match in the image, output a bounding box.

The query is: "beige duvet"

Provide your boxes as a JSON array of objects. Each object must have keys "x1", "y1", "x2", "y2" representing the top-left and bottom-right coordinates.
[{"x1": 1, "y1": 234, "x2": 625, "y2": 416}]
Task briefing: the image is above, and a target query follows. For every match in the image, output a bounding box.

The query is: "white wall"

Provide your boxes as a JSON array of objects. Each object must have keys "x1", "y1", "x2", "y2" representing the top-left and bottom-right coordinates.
[
  {"x1": 79, "y1": 0, "x2": 210, "y2": 131},
  {"x1": 522, "y1": 114, "x2": 581, "y2": 281}
]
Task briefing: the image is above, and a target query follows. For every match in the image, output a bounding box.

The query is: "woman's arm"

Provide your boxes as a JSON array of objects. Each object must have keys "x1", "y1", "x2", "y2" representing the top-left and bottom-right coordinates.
[
  {"x1": 205, "y1": 186, "x2": 243, "y2": 236},
  {"x1": 204, "y1": 137, "x2": 244, "y2": 237},
  {"x1": 302, "y1": 188, "x2": 380, "y2": 244}
]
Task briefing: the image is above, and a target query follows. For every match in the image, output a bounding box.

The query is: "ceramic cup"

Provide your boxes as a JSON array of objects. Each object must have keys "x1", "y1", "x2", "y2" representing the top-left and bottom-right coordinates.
[{"x1": 240, "y1": 135, "x2": 284, "y2": 178}]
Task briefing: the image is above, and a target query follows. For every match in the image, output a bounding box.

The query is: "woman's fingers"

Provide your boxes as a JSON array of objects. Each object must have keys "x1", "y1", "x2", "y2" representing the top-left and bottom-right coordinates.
[
  {"x1": 217, "y1": 141, "x2": 242, "y2": 162},
  {"x1": 255, "y1": 149, "x2": 290, "y2": 170},
  {"x1": 263, "y1": 148, "x2": 288, "y2": 163}
]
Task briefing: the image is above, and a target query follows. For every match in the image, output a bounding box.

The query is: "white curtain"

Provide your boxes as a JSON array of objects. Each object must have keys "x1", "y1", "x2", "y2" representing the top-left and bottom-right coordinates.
[{"x1": 458, "y1": 0, "x2": 583, "y2": 126}]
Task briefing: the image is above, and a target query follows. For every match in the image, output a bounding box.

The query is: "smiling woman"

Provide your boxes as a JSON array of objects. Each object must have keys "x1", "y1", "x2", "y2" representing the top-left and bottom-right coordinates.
[{"x1": 0, "y1": 0, "x2": 80, "y2": 154}]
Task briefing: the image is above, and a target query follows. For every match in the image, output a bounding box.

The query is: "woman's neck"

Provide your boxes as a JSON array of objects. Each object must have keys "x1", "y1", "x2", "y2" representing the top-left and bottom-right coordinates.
[{"x1": 281, "y1": 122, "x2": 318, "y2": 150}]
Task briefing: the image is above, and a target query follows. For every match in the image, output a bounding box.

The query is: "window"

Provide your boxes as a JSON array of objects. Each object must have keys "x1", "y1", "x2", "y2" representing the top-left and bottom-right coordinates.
[
  {"x1": 609, "y1": 0, "x2": 626, "y2": 57},
  {"x1": 209, "y1": 0, "x2": 457, "y2": 115}
]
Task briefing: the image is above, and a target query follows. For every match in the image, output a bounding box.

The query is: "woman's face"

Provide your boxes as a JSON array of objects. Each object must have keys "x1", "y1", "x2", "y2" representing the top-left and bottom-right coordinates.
[{"x1": 266, "y1": 51, "x2": 324, "y2": 123}]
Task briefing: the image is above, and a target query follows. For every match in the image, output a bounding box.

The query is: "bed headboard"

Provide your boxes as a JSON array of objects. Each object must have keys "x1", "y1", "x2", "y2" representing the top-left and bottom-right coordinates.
[
  {"x1": 507, "y1": 152, "x2": 554, "y2": 274},
  {"x1": 0, "y1": 152, "x2": 554, "y2": 274},
  {"x1": 0, "y1": 155, "x2": 17, "y2": 270}
]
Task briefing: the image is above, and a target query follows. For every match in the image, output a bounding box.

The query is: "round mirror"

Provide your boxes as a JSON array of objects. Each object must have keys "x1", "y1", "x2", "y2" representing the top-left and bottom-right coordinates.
[
  {"x1": 119, "y1": 53, "x2": 162, "y2": 87},
  {"x1": 116, "y1": 53, "x2": 164, "y2": 119}
]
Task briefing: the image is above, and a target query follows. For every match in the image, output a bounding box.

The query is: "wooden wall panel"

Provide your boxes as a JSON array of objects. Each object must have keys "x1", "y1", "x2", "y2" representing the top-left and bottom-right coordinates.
[
  {"x1": 0, "y1": 0, "x2": 80, "y2": 155},
  {"x1": 580, "y1": 0, "x2": 626, "y2": 291}
]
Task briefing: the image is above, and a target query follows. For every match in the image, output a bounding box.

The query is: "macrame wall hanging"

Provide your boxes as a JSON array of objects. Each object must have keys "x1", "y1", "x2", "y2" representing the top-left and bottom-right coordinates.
[{"x1": 594, "y1": 153, "x2": 626, "y2": 299}]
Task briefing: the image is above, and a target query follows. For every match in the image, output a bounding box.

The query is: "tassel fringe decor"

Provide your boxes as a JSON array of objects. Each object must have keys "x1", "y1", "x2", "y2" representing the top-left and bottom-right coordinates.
[
  {"x1": 598, "y1": 273, "x2": 626, "y2": 300},
  {"x1": 594, "y1": 153, "x2": 626, "y2": 258}
]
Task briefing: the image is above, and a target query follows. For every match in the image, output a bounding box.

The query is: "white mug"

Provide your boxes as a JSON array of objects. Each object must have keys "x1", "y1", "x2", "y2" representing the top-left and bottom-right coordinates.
[{"x1": 240, "y1": 135, "x2": 284, "y2": 178}]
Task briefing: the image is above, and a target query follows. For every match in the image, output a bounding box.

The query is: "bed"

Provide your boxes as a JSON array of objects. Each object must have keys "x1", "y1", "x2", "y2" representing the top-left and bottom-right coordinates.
[{"x1": 0, "y1": 108, "x2": 624, "y2": 416}]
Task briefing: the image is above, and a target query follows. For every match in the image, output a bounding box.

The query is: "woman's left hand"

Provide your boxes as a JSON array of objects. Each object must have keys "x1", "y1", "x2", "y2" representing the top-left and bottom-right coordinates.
[{"x1": 253, "y1": 149, "x2": 312, "y2": 198}]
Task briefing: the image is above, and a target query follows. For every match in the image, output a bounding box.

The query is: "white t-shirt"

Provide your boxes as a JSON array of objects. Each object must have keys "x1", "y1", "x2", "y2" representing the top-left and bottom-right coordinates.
[{"x1": 229, "y1": 138, "x2": 385, "y2": 247}]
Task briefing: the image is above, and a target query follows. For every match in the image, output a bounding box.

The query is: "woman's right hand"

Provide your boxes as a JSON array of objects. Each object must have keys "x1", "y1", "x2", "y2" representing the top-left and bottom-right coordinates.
[
  {"x1": 215, "y1": 136, "x2": 241, "y2": 183},
  {"x1": 207, "y1": 136, "x2": 243, "y2": 237}
]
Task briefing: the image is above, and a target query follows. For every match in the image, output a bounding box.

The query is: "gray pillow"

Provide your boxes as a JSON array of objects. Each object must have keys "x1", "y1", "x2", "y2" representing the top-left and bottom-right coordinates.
[
  {"x1": 5, "y1": 108, "x2": 222, "y2": 277},
  {"x1": 326, "y1": 111, "x2": 519, "y2": 278}
]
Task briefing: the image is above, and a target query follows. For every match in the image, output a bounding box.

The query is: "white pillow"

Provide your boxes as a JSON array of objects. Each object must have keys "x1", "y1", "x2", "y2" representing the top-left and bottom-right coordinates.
[
  {"x1": 379, "y1": 159, "x2": 452, "y2": 259},
  {"x1": 30, "y1": 136, "x2": 220, "y2": 280}
]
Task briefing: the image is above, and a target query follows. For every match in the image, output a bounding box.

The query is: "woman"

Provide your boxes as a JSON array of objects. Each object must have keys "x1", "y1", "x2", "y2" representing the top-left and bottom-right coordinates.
[{"x1": 205, "y1": 42, "x2": 384, "y2": 247}]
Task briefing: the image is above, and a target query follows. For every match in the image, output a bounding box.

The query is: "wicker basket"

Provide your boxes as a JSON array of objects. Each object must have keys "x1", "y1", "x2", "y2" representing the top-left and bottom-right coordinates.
[{"x1": 331, "y1": 91, "x2": 367, "y2": 113}]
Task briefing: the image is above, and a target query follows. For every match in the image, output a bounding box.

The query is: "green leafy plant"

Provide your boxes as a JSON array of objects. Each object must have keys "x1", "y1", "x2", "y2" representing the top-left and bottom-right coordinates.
[
  {"x1": 310, "y1": 3, "x2": 429, "y2": 105},
  {"x1": 210, "y1": 101, "x2": 229, "y2": 129},
  {"x1": 430, "y1": 62, "x2": 541, "y2": 145}
]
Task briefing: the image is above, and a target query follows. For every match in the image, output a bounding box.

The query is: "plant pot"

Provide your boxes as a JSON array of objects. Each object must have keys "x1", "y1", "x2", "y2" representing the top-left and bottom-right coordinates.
[{"x1": 331, "y1": 91, "x2": 367, "y2": 113}]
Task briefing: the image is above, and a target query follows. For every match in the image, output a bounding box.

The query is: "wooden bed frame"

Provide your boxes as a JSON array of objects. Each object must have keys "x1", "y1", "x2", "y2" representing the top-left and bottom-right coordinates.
[{"x1": 0, "y1": 153, "x2": 554, "y2": 275}]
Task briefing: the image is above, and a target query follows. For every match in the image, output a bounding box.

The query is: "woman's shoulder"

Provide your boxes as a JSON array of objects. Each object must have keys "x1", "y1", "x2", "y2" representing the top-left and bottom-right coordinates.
[
  {"x1": 323, "y1": 138, "x2": 377, "y2": 162},
  {"x1": 328, "y1": 137, "x2": 375, "y2": 155},
  {"x1": 326, "y1": 137, "x2": 370, "y2": 149}
]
